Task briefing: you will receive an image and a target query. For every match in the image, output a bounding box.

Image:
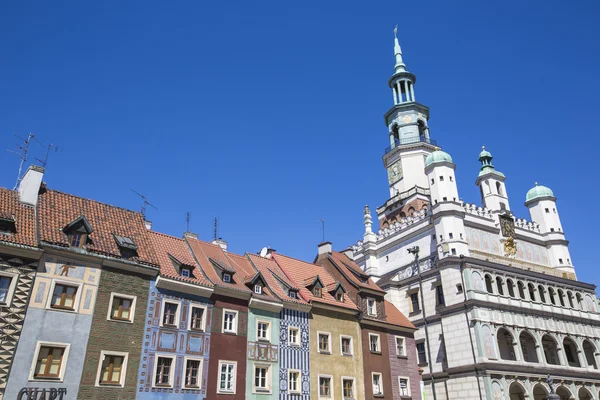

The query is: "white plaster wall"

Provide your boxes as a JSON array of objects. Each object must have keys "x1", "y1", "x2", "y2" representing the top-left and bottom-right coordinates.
[
  {"x1": 427, "y1": 165, "x2": 458, "y2": 205},
  {"x1": 528, "y1": 198, "x2": 563, "y2": 233}
]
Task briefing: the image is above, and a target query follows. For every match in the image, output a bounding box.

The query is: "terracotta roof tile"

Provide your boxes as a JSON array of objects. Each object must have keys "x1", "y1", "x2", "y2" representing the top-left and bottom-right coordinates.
[
  {"x1": 37, "y1": 189, "x2": 159, "y2": 266},
  {"x1": 272, "y1": 253, "x2": 358, "y2": 311},
  {"x1": 384, "y1": 300, "x2": 416, "y2": 330},
  {"x1": 246, "y1": 253, "x2": 308, "y2": 305},
  {"x1": 0, "y1": 188, "x2": 36, "y2": 248},
  {"x1": 226, "y1": 253, "x2": 279, "y2": 301},
  {"x1": 148, "y1": 231, "x2": 212, "y2": 287},
  {"x1": 329, "y1": 252, "x2": 385, "y2": 293}
]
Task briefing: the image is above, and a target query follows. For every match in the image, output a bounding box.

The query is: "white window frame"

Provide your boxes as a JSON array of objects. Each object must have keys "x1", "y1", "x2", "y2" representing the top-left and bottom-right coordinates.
[
  {"x1": 288, "y1": 326, "x2": 300, "y2": 346},
  {"x1": 222, "y1": 309, "x2": 238, "y2": 334},
  {"x1": 254, "y1": 284, "x2": 262, "y2": 294},
  {"x1": 395, "y1": 336, "x2": 406, "y2": 356},
  {"x1": 159, "y1": 299, "x2": 181, "y2": 327},
  {"x1": 29, "y1": 341, "x2": 71, "y2": 382},
  {"x1": 289, "y1": 290, "x2": 297, "y2": 299},
  {"x1": 106, "y1": 292, "x2": 137, "y2": 324},
  {"x1": 188, "y1": 303, "x2": 208, "y2": 331},
  {"x1": 317, "y1": 331, "x2": 332, "y2": 354},
  {"x1": 340, "y1": 335, "x2": 354, "y2": 356},
  {"x1": 252, "y1": 362, "x2": 271, "y2": 393},
  {"x1": 367, "y1": 298, "x2": 376, "y2": 316},
  {"x1": 222, "y1": 273, "x2": 231, "y2": 283},
  {"x1": 152, "y1": 354, "x2": 176, "y2": 388},
  {"x1": 45, "y1": 279, "x2": 83, "y2": 313},
  {"x1": 181, "y1": 267, "x2": 192, "y2": 277},
  {"x1": 256, "y1": 319, "x2": 271, "y2": 342},
  {"x1": 217, "y1": 360, "x2": 237, "y2": 394},
  {"x1": 369, "y1": 333, "x2": 381, "y2": 353},
  {"x1": 398, "y1": 376, "x2": 411, "y2": 397},
  {"x1": 95, "y1": 350, "x2": 129, "y2": 387},
  {"x1": 0, "y1": 271, "x2": 18, "y2": 307},
  {"x1": 318, "y1": 374, "x2": 334, "y2": 399},
  {"x1": 182, "y1": 356, "x2": 204, "y2": 389},
  {"x1": 372, "y1": 372, "x2": 384, "y2": 396},
  {"x1": 341, "y1": 376, "x2": 356, "y2": 400},
  {"x1": 288, "y1": 369, "x2": 301, "y2": 394}
]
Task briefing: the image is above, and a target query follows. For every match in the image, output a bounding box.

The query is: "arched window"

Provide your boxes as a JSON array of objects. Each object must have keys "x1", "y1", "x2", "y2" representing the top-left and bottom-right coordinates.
[
  {"x1": 583, "y1": 339, "x2": 598, "y2": 369},
  {"x1": 517, "y1": 282, "x2": 526, "y2": 300},
  {"x1": 548, "y1": 287, "x2": 556, "y2": 305},
  {"x1": 407, "y1": 207, "x2": 415, "y2": 216},
  {"x1": 567, "y1": 291, "x2": 574, "y2": 308},
  {"x1": 519, "y1": 331, "x2": 539, "y2": 363},
  {"x1": 391, "y1": 125, "x2": 400, "y2": 144},
  {"x1": 485, "y1": 274, "x2": 494, "y2": 294},
  {"x1": 528, "y1": 283, "x2": 536, "y2": 302},
  {"x1": 507, "y1": 279, "x2": 515, "y2": 298},
  {"x1": 578, "y1": 388, "x2": 593, "y2": 400},
  {"x1": 418, "y1": 120, "x2": 426, "y2": 141},
  {"x1": 509, "y1": 382, "x2": 526, "y2": 400},
  {"x1": 563, "y1": 337, "x2": 581, "y2": 367},
  {"x1": 557, "y1": 289, "x2": 565, "y2": 307},
  {"x1": 496, "y1": 328, "x2": 516, "y2": 361},
  {"x1": 556, "y1": 386, "x2": 572, "y2": 400},
  {"x1": 496, "y1": 277, "x2": 504, "y2": 296},
  {"x1": 496, "y1": 182, "x2": 503, "y2": 196},
  {"x1": 576, "y1": 293, "x2": 584, "y2": 309},
  {"x1": 538, "y1": 285, "x2": 546, "y2": 303},
  {"x1": 541, "y1": 335, "x2": 560, "y2": 365},
  {"x1": 399, "y1": 212, "x2": 406, "y2": 219},
  {"x1": 532, "y1": 383, "x2": 548, "y2": 400}
]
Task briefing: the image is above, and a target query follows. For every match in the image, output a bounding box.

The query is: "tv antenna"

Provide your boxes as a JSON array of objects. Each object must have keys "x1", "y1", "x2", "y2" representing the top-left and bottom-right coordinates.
[
  {"x1": 213, "y1": 217, "x2": 218, "y2": 240},
  {"x1": 35, "y1": 143, "x2": 62, "y2": 170},
  {"x1": 319, "y1": 218, "x2": 325, "y2": 243},
  {"x1": 7, "y1": 133, "x2": 43, "y2": 190},
  {"x1": 130, "y1": 189, "x2": 157, "y2": 218},
  {"x1": 186, "y1": 212, "x2": 191, "y2": 232}
]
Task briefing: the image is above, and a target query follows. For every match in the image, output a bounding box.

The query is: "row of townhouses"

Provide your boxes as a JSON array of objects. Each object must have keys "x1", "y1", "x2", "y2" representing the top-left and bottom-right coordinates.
[{"x1": 0, "y1": 164, "x2": 420, "y2": 400}]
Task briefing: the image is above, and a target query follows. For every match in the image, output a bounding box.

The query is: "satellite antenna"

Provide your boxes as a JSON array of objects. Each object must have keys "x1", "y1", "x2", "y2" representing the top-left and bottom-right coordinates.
[
  {"x1": 7, "y1": 133, "x2": 43, "y2": 190},
  {"x1": 130, "y1": 189, "x2": 157, "y2": 218},
  {"x1": 259, "y1": 247, "x2": 269, "y2": 257},
  {"x1": 319, "y1": 218, "x2": 325, "y2": 243}
]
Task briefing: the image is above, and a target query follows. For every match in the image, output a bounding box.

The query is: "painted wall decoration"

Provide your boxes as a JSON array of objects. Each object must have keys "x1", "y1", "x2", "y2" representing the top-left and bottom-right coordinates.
[
  {"x1": 465, "y1": 227, "x2": 549, "y2": 266},
  {"x1": 278, "y1": 309, "x2": 310, "y2": 400},
  {"x1": 480, "y1": 324, "x2": 497, "y2": 359},
  {"x1": 491, "y1": 381, "x2": 503, "y2": 400}
]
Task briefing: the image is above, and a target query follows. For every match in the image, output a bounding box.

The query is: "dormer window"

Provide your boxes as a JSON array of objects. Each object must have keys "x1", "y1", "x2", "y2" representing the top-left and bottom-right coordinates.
[
  {"x1": 313, "y1": 286, "x2": 322, "y2": 298},
  {"x1": 222, "y1": 273, "x2": 231, "y2": 283},
  {"x1": 367, "y1": 298, "x2": 376, "y2": 316},
  {"x1": 335, "y1": 291, "x2": 344, "y2": 302},
  {"x1": 254, "y1": 285, "x2": 262, "y2": 294},
  {"x1": 181, "y1": 268, "x2": 192, "y2": 278},
  {"x1": 69, "y1": 233, "x2": 86, "y2": 248},
  {"x1": 114, "y1": 234, "x2": 138, "y2": 258},
  {"x1": 63, "y1": 216, "x2": 93, "y2": 249},
  {"x1": 289, "y1": 291, "x2": 297, "y2": 299},
  {"x1": 0, "y1": 215, "x2": 16, "y2": 236}
]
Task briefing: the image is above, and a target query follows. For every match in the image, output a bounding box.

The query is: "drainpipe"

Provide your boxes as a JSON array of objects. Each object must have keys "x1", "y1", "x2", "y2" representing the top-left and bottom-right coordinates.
[
  {"x1": 408, "y1": 246, "x2": 437, "y2": 400},
  {"x1": 459, "y1": 256, "x2": 484, "y2": 400}
]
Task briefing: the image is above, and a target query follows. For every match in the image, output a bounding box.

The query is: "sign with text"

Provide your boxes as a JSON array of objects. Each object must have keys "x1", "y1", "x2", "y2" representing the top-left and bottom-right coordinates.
[{"x1": 17, "y1": 387, "x2": 67, "y2": 400}]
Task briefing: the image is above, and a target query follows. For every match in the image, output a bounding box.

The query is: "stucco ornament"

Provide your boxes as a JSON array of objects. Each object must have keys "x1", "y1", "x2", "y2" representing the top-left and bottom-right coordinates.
[{"x1": 502, "y1": 236, "x2": 517, "y2": 257}]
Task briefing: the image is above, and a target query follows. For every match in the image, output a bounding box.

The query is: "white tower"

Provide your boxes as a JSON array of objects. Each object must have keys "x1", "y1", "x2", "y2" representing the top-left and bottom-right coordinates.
[
  {"x1": 425, "y1": 150, "x2": 469, "y2": 258},
  {"x1": 525, "y1": 183, "x2": 574, "y2": 274},
  {"x1": 475, "y1": 147, "x2": 510, "y2": 212}
]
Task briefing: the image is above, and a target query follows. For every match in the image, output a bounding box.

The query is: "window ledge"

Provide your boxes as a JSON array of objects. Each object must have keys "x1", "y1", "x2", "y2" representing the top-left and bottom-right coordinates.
[
  {"x1": 289, "y1": 343, "x2": 300, "y2": 347},
  {"x1": 342, "y1": 353, "x2": 353, "y2": 357},
  {"x1": 48, "y1": 307, "x2": 77, "y2": 314},
  {"x1": 370, "y1": 351, "x2": 382, "y2": 355},
  {"x1": 418, "y1": 362, "x2": 428, "y2": 367},
  {"x1": 397, "y1": 355, "x2": 408, "y2": 359},
  {"x1": 109, "y1": 318, "x2": 134, "y2": 324},
  {"x1": 373, "y1": 394, "x2": 385, "y2": 398},
  {"x1": 257, "y1": 338, "x2": 271, "y2": 343},
  {"x1": 98, "y1": 383, "x2": 123, "y2": 387},
  {"x1": 318, "y1": 351, "x2": 332, "y2": 355},
  {"x1": 409, "y1": 311, "x2": 421, "y2": 317},
  {"x1": 223, "y1": 331, "x2": 238, "y2": 335}
]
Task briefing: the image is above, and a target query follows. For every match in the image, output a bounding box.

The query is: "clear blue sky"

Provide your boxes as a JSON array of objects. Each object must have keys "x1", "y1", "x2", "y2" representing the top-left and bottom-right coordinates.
[{"x1": 2, "y1": 1, "x2": 599, "y2": 290}]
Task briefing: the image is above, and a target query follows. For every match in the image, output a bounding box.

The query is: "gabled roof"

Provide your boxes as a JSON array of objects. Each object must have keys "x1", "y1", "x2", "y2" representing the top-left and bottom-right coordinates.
[
  {"x1": 326, "y1": 281, "x2": 347, "y2": 294},
  {"x1": 148, "y1": 231, "x2": 212, "y2": 287},
  {"x1": 209, "y1": 257, "x2": 236, "y2": 274},
  {"x1": 63, "y1": 215, "x2": 93, "y2": 234},
  {"x1": 246, "y1": 253, "x2": 308, "y2": 305},
  {"x1": 37, "y1": 189, "x2": 159, "y2": 267},
  {"x1": 226, "y1": 252, "x2": 279, "y2": 303},
  {"x1": 384, "y1": 300, "x2": 416, "y2": 330},
  {"x1": 304, "y1": 275, "x2": 325, "y2": 289},
  {"x1": 0, "y1": 188, "x2": 36, "y2": 248},
  {"x1": 272, "y1": 253, "x2": 358, "y2": 311},
  {"x1": 325, "y1": 251, "x2": 386, "y2": 294}
]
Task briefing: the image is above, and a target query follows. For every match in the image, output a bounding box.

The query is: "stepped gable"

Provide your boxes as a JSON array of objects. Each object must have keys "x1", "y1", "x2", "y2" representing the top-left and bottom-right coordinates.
[
  {"x1": 247, "y1": 253, "x2": 308, "y2": 305},
  {"x1": 329, "y1": 251, "x2": 385, "y2": 293},
  {"x1": 148, "y1": 231, "x2": 212, "y2": 287},
  {"x1": 272, "y1": 253, "x2": 358, "y2": 311},
  {"x1": 37, "y1": 189, "x2": 159, "y2": 266},
  {"x1": 226, "y1": 252, "x2": 280, "y2": 303},
  {"x1": 0, "y1": 188, "x2": 36, "y2": 248}
]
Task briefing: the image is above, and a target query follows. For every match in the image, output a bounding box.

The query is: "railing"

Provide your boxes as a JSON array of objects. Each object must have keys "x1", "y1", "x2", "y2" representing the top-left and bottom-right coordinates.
[{"x1": 385, "y1": 136, "x2": 437, "y2": 154}]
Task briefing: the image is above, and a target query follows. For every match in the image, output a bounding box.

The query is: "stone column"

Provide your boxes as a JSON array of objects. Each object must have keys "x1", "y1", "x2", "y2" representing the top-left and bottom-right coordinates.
[
  {"x1": 403, "y1": 80, "x2": 410, "y2": 102},
  {"x1": 393, "y1": 87, "x2": 398, "y2": 105},
  {"x1": 410, "y1": 81, "x2": 416, "y2": 102},
  {"x1": 396, "y1": 81, "x2": 403, "y2": 103}
]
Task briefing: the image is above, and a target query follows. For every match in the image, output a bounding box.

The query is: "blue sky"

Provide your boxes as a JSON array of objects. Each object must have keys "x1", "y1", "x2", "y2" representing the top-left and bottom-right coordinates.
[{"x1": 2, "y1": 1, "x2": 599, "y2": 290}]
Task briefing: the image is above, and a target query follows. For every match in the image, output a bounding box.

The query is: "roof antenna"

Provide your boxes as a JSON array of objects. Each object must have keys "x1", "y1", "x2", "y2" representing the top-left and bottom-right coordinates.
[
  {"x1": 7, "y1": 133, "x2": 43, "y2": 190},
  {"x1": 319, "y1": 218, "x2": 325, "y2": 243},
  {"x1": 130, "y1": 189, "x2": 157, "y2": 218},
  {"x1": 35, "y1": 143, "x2": 62, "y2": 170},
  {"x1": 213, "y1": 217, "x2": 218, "y2": 240},
  {"x1": 186, "y1": 212, "x2": 191, "y2": 232}
]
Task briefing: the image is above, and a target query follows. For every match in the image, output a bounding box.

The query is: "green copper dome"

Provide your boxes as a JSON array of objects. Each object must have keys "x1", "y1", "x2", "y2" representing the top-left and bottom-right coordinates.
[
  {"x1": 526, "y1": 183, "x2": 554, "y2": 203},
  {"x1": 479, "y1": 148, "x2": 492, "y2": 160},
  {"x1": 425, "y1": 150, "x2": 453, "y2": 167}
]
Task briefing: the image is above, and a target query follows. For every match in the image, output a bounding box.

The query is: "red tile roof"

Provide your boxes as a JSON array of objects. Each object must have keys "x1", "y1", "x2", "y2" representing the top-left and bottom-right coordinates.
[
  {"x1": 226, "y1": 252, "x2": 279, "y2": 302},
  {"x1": 272, "y1": 253, "x2": 358, "y2": 311},
  {"x1": 328, "y1": 251, "x2": 385, "y2": 294},
  {"x1": 148, "y1": 231, "x2": 212, "y2": 287},
  {"x1": 384, "y1": 300, "x2": 416, "y2": 330},
  {"x1": 0, "y1": 189, "x2": 37, "y2": 248},
  {"x1": 246, "y1": 253, "x2": 308, "y2": 305},
  {"x1": 37, "y1": 189, "x2": 159, "y2": 267}
]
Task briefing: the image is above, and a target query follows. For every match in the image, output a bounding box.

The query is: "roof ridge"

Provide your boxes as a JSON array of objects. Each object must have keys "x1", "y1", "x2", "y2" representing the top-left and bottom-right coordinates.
[
  {"x1": 149, "y1": 230, "x2": 185, "y2": 241},
  {"x1": 45, "y1": 189, "x2": 143, "y2": 217}
]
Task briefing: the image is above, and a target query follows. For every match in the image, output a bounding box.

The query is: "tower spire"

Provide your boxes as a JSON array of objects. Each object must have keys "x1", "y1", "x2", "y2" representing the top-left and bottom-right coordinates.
[{"x1": 393, "y1": 25, "x2": 406, "y2": 73}]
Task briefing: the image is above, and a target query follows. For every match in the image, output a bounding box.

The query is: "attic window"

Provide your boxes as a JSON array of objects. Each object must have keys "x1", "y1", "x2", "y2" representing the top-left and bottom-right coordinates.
[
  {"x1": 69, "y1": 233, "x2": 86, "y2": 248},
  {"x1": 254, "y1": 285, "x2": 262, "y2": 294},
  {"x1": 335, "y1": 291, "x2": 344, "y2": 302},
  {"x1": 114, "y1": 235, "x2": 138, "y2": 258},
  {"x1": 289, "y1": 291, "x2": 297, "y2": 299},
  {"x1": 180, "y1": 267, "x2": 192, "y2": 278},
  {"x1": 222, "y1": 273, "x2": 231, "y2": 283},
  {"x1": 313, "y1": 286, "x2": 322, "y2": 298},
  {"x1": 63, "y1": 216, "x2": 93, "y2": 249},
  {"x1": 0, "y1": 216, "x2": 16, "y2": 235}
]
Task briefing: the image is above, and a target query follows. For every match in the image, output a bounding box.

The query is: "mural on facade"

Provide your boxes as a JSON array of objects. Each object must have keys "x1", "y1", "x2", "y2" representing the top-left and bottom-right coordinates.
[{"x1": 466, "y1": 227, "x2": 549, "y2": 266}]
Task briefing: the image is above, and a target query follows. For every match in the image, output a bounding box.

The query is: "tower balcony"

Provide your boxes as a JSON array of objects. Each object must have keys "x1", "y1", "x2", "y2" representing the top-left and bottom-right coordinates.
[{"x1": 385, "y1": 136, "x2": 437, "y2": 154}]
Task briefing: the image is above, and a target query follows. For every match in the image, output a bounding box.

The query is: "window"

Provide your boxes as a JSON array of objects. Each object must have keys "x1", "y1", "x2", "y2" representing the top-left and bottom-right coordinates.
[
  {"x1": 222, "y1": 273, "x2": 231, "y2": 283},
  {"x1": 545, "y1": 208, "x2": 550, "y2": 213},
  {"x1": 485, "y1": 274, "x2": 494, "y2": 294},
  {"x1": 431, "y1": 178, "x2": 434, "y2": 185},
  {"x1": 108, "y1": 293, "x2": 135, "y2": 322},
  {"x1": 496, "y1": 277, "x2": 504, "y2": 296},
  {"x1": 443, "y1": 197, "x2": 448, "y2": 201},
  {"x1": 449, "y1": 233, "x2": 453, "y2": 239},
  {"x1": 456, "y1": 283, "x2": 463, "y2": 294},
  {"x1": 451, "y1": 248, "x2": 457, "y2": 255},
  {"x1": 181, "y1": 268, "x2": 191, "y2": 278},
  {"x1": 97, "y1": 351, "x2": 127, "y2": 387},
  {"x1": 335, "y1": 291, "x2": 344, "y2": 302},
  {"x1": 288, "y1": 370, "x2": 301, "y2": 394},
  {"x1": 154, "y1": 356, "x2": 174, "y2": 387},
  {"x1": 189, "y1": 305, "x2": 206, "y2": 331},
  {"x1": 517, "y1": 282, "x2": 526, "y2": 299},
  {"x1": 318, "y1": 332, "x2": 331, "y2": 353},
  {"x1": 31, "y1": 343, "x2": 69, "y2": 380},
  {"x1": 372, "y1": 373, "x2": 383, "y2": 396},
  {"x1": 50, "y1": 283, "x2": 79, "y2": 311},
  {"x1": 416, "y1": 342, "x2": 427, "y2": 364},
  {"x1": 507, "y1": 279, "x2": 515, "y2": 297},
  {"x1": 538, "y1": 285, "x2": 547, "y2": 303},
  {"x1": 342, "y1": 377, "x2": 355, "y2": 399},
  {"x1": 69, "y1": 233, "x2": 86, "y2": 248},
  {"x1": 161, "y1": 301, "x2": 179, "y2": 327},
  {"x1": 436, "y1": 285, "x2": 445, "y2": 306},
  {"x1": 449, "y1": 176, "x2": 453, "y2": 182},
  {"x1": 313, "y1": 286, "x2": 322, "y2": 297},
  {"x1": 558, "y1": 258, "x2": 563, "y2": 264},
  {"x1": 254, "y1": 285, "x2": 262, "y2": 294},
  {"x1": 218, "y1": 361, "x2": 236, "y2": 393},
  {"x1": 548, "y1": 287, "x2": 556, "y2": 305},
  {"x1": 369, "y1": 333, "x2": 381, "y2": 353},
  {"x1": 319, "y1": 375, "x2": 332, "y2": 398},
  {"x1": 223, "y1": 309, "x2": 238, "y2": 334},
  {"x1": 0, "y1": 274, "x2": 16, "y2": 306},
  {"x1": 341, "y1": 336, "x2": 353, "y2": 356},
  {"x1": 395, "y1": 336, "x2": 405, "y2": 356},
  {"x1": 409, "y1": 292, "x2": 420, "y2": 313},
  {"x1": 367, "y1": 298, "x2": 376, "y2": 316},
  {"x1": 253, "y1": 364, "x2": 270, "y2": 392},
  {"x1": 439, "y1": 176, "x2": 444, "y2": 181},
  {"x1": 184, "y1": 358, "x2": 202, "y2": 388},
  {"x1": 257, "y1": 321, "x2": 270, "y2": 341},
  {"x1": 289, "y1": 291, "x2": 297, "y2": 299},
  {"x1": 399, "y1": 377, "x2": 410, "y2": 396},
  {"x1": 288, "y1": 327, "x2": 300, "y2": 346}
]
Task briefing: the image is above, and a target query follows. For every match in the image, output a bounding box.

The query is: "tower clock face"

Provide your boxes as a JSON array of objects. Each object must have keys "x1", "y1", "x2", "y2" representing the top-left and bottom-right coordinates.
[
  {"x1": 401, "y1": 115, "x2": 412, "y2": 124},
  {"x1": 388, "y1": 162, "x2": 403, "y2": 184},
  {"x1": 499, "y1": 214, "x2": 515, "y2": 237}
]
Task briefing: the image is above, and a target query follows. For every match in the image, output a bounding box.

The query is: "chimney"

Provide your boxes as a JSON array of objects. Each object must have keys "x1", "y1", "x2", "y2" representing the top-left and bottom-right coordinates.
[
  {"x1": 18, "y1": 165, "x2": 44, "y2": 206},
  {"x1": 318, "y1": 241, "x2": 332, "y2": 256},
  {"x1": 144, "y1": 220, "x2": 152, "y2": 230},
  {"x1": 183, "y1": 231, "x2": 198, "y2": 240},
  {"x1": 212, "y1": 238, "x2": 228, "y2": 251},
  {"x1": 341, "y1": 248, "x2": 354, "y2": 259}
]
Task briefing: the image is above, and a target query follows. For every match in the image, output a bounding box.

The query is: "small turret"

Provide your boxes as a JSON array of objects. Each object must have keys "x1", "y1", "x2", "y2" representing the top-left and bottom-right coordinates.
[{"x1": 475, "y1": 146, "x2": 510, "y2": 212}]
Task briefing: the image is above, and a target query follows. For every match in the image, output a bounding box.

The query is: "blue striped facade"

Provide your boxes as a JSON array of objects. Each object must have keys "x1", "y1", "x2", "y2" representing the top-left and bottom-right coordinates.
[{"x1": 278, "y1": 308, "x2": 310, "y2": 400}]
